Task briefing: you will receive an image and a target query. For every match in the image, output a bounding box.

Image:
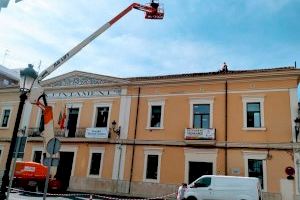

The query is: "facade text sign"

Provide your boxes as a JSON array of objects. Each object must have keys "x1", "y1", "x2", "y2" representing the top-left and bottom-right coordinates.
[
  {"x1": 184, "y1": 128, "x2": 215, "y2": 140},
  {"x1": 85, "y1": 128, "x2": 109, "y2": 139}
]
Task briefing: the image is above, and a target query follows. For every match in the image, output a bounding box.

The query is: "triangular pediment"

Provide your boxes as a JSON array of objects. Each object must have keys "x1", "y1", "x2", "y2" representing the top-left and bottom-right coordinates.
[{"x1": 41, "y1": 71, "x2": 129, "y2": 87}]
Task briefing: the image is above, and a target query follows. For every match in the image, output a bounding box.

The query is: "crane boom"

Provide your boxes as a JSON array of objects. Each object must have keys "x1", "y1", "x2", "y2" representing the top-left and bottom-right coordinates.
[{"x1": 37, "y1": 2, "x2": 163, "y2": 82}]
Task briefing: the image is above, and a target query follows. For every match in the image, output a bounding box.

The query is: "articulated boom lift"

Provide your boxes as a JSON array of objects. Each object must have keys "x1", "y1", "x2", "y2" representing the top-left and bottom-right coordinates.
[{"x1": 16, "y1": 1, "x2": 164, "y2": 192}]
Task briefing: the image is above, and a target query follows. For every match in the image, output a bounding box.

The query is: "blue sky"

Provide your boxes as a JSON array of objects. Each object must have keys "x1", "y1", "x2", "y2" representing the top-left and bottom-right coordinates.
[{"x1": 0, "y1": 0, "x2": 299, "y2": 79}]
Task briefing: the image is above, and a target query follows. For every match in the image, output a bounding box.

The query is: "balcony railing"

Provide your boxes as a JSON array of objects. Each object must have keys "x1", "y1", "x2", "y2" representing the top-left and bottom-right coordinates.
[
  {"x1": 184, "y1": 128, "x2": 216, "y2": 140},
  {"x1": 27, "y1": 127, "x2": 87, "y2": 138}
]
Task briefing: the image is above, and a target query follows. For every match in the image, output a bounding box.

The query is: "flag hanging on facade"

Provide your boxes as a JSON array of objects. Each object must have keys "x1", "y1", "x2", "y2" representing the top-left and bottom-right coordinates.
[{"x1": 59, "y1": 106, "x2": 66, "y2": 130}]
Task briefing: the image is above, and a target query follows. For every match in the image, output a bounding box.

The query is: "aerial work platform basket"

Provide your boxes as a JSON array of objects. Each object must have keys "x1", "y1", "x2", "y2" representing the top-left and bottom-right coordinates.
[{"x1": 145, "y1": 0, "x2": 164, "y2": 19}]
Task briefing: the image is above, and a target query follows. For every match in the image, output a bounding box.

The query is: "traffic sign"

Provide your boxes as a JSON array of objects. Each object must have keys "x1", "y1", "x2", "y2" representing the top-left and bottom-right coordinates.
[
  {"x1": 46, "y1": 138, "x2": 61, "y2": 155},
  {"x1": 43, "y1": 157, "x2": 60, "y2": 167}
]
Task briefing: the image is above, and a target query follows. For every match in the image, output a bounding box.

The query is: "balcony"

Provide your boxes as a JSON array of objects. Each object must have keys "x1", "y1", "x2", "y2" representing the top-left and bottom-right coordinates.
[
  {"x1": 27, "y1": 127, "x2": 110, "y2": 139},
  {"x1": 28, "y1": 127, "x2": 86, "y2": 138},
  {"x1": 184, "y1": 128, "x2": 216, "y2": 140}
]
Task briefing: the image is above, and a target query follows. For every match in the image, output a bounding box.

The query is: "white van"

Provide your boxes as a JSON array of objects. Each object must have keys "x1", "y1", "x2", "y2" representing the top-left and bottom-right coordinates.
[{"x1": 184, "y1": 175, "x2": 263, "y2": 200}]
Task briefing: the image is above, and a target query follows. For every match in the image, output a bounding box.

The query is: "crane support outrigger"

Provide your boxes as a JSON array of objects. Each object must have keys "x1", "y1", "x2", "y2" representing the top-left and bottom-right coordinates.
[{"x1": 18, "y1": 0, "x2": 164, "y2": 196}]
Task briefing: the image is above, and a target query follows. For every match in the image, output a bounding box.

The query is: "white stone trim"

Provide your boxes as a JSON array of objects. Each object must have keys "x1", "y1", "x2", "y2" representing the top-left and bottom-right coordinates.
[
  {"x1": 119, "y1": 88, "x2": 131, "y2": 139},
  {"x1": 0, "y1": 105, "x2": 13, "y2": 129},
  {"x1": 112, "y1": 144, "x2": 126, "y2": 180},
  {"x1": 289, "y1": 88, "x2": 298, "y2": 142},
  {"x1": 91, "y1": 102, "x2": 112, "y2": 134},
  {"x1": 243, "y1": 151, "x2": 268, "y2": 192},
  {"x1": 66, "y1": 103, "x2": 82, "y2": 128},
  {"x1": 189, "y1": 97, "x2": 214, "y2": 128},
  {"x1": 242, "y1": 96, "x2": 265, "y2": 130},
  {"x1": 87, "y1": 147, "x2": 105, "y2": 178},
  {"x1": 60, "y1": 145, "x2": 78, "y2": 176},
  {"x1": 184, "y1": 148, "x2": 217, "y2": 183},
  {"x1": 143, "y1": 147, "x2": 163, "y2": 183},
  {"x1": 146, "y1": 99, "x2": 165, "y2": 129}
]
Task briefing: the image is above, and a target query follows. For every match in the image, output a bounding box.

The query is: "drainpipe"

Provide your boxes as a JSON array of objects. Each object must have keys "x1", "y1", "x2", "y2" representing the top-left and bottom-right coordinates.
[
  {"x1": 128, "y1": 87, "x2": 140, "y2": 194},
  {"x1": 225, "y1": 80, "x2": 228, "y2": 175}
]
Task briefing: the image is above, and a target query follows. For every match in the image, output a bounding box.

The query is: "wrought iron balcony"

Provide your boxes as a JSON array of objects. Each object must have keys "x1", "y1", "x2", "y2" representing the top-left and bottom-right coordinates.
[
  {"x1": 184, "y1": 128, "x2": 216, "y2": 140},
  {"x1": 27, "y1": 127, "x2": 87, "y2": 138}
]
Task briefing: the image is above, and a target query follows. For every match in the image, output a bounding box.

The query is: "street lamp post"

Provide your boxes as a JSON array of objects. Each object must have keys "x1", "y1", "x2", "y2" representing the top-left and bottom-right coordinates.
[{"x1": 0, "y1": 64, "x2": 37, "y2": 200}]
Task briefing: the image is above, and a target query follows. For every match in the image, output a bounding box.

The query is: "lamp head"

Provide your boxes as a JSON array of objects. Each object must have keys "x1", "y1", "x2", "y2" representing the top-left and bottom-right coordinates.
[{"x1": 19, "y1": 64, "x2": 38, "y2": 93}]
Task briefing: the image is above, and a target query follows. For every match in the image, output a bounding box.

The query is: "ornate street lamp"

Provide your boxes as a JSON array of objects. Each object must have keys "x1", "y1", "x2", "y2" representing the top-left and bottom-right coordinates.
[
  {"x1": 111, "y1": 120, "x2": 121, "y2": 136},
  {"x1": 0, "y1": 64, "x2": 38, "y2": 200}
]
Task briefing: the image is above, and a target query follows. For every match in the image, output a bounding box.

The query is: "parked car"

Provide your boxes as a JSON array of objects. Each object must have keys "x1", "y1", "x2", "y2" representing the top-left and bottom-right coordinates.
[{"x1": 184, "y1": 175, "x2": 263, "y2": 200}]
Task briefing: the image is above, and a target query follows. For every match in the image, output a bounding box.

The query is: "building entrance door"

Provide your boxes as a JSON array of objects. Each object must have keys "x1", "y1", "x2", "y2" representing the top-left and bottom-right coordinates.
[
  {"x1": 188, "y1": 161, "x2": 213, "y2": 184},
  {"x1": 67, "y1": 108, "x2": 79, "y2": 137},
  {"x1": 55, "y1": 152, "x2": 74, "y2": 191}
]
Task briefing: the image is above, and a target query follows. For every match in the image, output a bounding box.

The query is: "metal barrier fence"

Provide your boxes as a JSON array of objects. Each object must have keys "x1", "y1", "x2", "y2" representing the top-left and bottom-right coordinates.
[{"x1": 10, "y1": 187, "x2": 176, "y2": 200}]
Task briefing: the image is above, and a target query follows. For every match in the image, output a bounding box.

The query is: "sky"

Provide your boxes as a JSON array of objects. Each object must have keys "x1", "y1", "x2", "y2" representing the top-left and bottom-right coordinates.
[{"x1": 0, "y1": 0, "x2": 300, "y2": 79}]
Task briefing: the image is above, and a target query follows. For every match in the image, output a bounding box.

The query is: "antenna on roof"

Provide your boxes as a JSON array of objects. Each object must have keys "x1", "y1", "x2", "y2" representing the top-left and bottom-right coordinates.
[{"x1": 295, "y1": 61, "x2": 297, "y2": 68}]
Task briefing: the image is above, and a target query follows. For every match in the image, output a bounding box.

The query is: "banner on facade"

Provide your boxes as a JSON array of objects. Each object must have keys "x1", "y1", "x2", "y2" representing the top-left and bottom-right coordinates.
[
  {"x1": 85, "y1": 128, "x2": 109, "y2": 139},
  {"x1": 184, "y1": 128, "x2": 215, "y2": 140}
]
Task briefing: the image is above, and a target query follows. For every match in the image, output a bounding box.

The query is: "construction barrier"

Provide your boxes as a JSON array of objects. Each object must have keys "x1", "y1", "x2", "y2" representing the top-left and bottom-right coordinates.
[{"x1": 10, "y1": 187, "x2": 176, "y2": 200}]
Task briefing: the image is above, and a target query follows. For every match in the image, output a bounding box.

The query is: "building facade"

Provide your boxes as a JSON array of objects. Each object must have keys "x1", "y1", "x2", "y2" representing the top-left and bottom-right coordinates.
[{"x1": 1, "y1": 66, "x2": 300, "y2": 199}]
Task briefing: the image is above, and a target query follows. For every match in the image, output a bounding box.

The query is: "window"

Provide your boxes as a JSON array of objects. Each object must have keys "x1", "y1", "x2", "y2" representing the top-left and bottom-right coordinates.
[
  {"x1": 243, "y1": 151, "x2": 267, "y2": 191},
  {"x1": 92, "y1": 103, "x2": 111, "y2": 129},
  {"x1": 1, "y1": 109, "x2": 11, "y2": 127},
  {"x1": 189, "y1": 98, "x2": 214, "y2": 129},
  {"x1": 193, "y1": 104, "x2": 210, "y2": 128},
  {"x1": 89, "y1": 153, "x2": 102, "y2": 175},
  {"x1": 248, "y1": 159, "x2": 264, "y2": 189},
  {"x1": 146, "y1": 155, "x2": 158, "y2": 179},
  {"x1": 150, "y1": 106, "x2": 162, "y2": 128},
  {"x1": 95, "y1": 107, "x2": 109, "y2": 127},
  {"x1": 143, "y1": 148, "x2": 163, "y2": 182},
  {"x1": 147, "y1": 100, "x2": 165, "y2": 129},
  {"x1": 242, "y1": 97, "x2": 265, "y2": 130},
  {"x1": 194, "y1": 177, "x2": 211, "y2": 187},
  {"x1": 247, "y1": 103, "x2": 261, "y2": 128},
  {"x1": 87, "y1": 147, "x2": 104, "y2": 177},
  {"x1": 33, "y1": 151, "x2": 42, "y2": 163}
]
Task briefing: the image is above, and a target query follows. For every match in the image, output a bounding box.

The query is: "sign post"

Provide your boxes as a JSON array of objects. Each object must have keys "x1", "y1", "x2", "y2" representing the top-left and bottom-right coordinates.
[{"x1": 43, "y1": 138, "x2": 61, "y2": 200}]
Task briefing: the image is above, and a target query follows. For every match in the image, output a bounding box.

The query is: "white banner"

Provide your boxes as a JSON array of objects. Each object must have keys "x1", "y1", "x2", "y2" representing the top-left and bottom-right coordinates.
[
  {"x1": 85, "y1": 128, "x2": 109, "y2": 139},
  {"x1": 184, "y1": 128, "x2": 215, "y2": 140}
]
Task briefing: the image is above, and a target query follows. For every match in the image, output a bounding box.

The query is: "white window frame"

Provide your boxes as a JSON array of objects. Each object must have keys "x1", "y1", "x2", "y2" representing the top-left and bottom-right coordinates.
[
  {"x1": 242, "y1": 96, "x2": 266, "y2": 131},
  {"x1": 0, "y1": 106, "x2": 13, "y2": 129},
  {"x1": 243, "y1": 151, "x2": 268, "y2": 191},
  {"x1": 91, "y1": 103, "x2": 112, "y2": 131},
  {"x1": 184, "y1": 148, "x2": 217, "y2": 183},
  {"x1": 189, "y1": 98, "x2": 214, "y2": 128},
  {"x1": 87, "y1": 147, "x2": 105, "y2": 178},
  {"x1": 147, "y1": 99, "x2": 165, "y2": 129},
  {"x1": 31, "y1": 146, "x2": 44, "y2": 163},
  {"x1": 143, "y1": 147, "x2": 163, "y2": 183}
]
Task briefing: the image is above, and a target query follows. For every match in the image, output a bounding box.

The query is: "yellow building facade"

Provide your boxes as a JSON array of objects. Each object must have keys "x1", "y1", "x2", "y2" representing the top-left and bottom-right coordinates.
[{"x1": 1, "y1": 67, "x2": 300, "y2": 199}]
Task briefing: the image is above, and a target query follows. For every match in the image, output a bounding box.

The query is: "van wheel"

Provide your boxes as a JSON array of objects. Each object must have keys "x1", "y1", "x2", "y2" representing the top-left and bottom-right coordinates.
[{"x1": 187, "y1": 196, "x2": 197, "y2": 200}]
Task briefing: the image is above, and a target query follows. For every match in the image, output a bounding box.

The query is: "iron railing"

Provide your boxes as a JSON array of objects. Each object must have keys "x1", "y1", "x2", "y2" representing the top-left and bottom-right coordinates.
[{"x1": 27, "y1": 127, "x2": 87, "y2": 138}]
